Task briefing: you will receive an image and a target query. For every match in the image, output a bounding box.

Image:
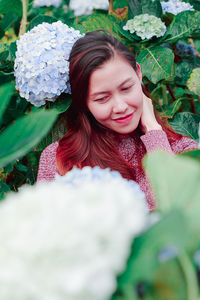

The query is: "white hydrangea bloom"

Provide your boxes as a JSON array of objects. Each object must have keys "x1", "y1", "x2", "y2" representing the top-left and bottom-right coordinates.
[
  {"x1": 33, "y1": 0, "x2": 62, "y2": 8},
  {"x1": 0, "y1": 166, "x2": 148, "y2": 300},
  {"x1": 161, "y1": 0, "x2": 194, "y2": 15},
  {"x1": 14, "y1": 21, "x2": 83, "y2": 106},
  {"x1": 123, "y1": 14, "x2": 166, "y2": 40},
  {"x1": 69, "y1": 0, "x2": 109, "y2": 16}
]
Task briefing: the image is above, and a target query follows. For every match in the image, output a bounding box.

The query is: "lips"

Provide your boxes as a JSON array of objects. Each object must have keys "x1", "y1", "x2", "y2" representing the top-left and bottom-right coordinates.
[{"x1": 113, "y1": 113, "x2": 133, "y2": 124}]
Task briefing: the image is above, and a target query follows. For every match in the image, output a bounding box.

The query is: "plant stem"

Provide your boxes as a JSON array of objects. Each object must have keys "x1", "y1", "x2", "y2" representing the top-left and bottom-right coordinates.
[
  {"x1": 19, "y1": 0, "x2": 27, "y2": 36},
  {"x1": 109, "y1": 0, "x2": 114, "y2": 14},
  {"x1": 178, "y1": 250, "x2": 200, "y2": 300},
  {"x1": 161, "y1": 84, "x2": 168, "y2": 105},
  {"x1": 166, "y1": 84, "x2": 176, "y2": 102},
  {"x1": 188, "y1": 38, "x2": 200, "y2": 58}
]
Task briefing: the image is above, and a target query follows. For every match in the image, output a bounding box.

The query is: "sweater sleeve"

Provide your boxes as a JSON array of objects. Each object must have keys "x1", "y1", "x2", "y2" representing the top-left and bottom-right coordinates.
[
  {"x1": 37, "y1": 141, "x2": 59, "y2": 183},
  {"x1": 140, "y1": 130, "x2": 198, "y2": 154},
  {"x1": 140, "y1": 130, "x2": 173, "y2": 153}
]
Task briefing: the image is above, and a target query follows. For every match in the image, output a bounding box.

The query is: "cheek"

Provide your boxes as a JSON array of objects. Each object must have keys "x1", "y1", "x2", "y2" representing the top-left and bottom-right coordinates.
[
  {"x1": 88, "y1": 103, "x2": 111, "y2": 121},
  {"x1": 128, "y1": 86, "x2": 143, "y2": 108}
]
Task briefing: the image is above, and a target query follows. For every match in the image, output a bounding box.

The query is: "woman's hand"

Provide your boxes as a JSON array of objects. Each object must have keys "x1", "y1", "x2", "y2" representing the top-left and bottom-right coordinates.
[{"x1": 140, "y1": 93, "x2": 162, "y2": 134}]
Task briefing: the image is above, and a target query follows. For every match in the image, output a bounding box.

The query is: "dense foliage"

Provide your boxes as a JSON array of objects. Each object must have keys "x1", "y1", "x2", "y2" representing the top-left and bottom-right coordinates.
[{"x1": 0, "y1": 0, "x2": 200, "y2": 299}]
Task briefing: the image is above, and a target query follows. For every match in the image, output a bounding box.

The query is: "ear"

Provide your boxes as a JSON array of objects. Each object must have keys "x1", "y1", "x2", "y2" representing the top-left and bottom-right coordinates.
[{"x1": 136, "y1": 62, "x2": 142, "y2": 83}]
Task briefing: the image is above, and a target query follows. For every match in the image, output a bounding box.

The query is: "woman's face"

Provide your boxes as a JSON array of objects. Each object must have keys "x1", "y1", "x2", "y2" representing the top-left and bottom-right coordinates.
[{"x1": 87, "y1": 54, "x2": 143, "y2": 134}]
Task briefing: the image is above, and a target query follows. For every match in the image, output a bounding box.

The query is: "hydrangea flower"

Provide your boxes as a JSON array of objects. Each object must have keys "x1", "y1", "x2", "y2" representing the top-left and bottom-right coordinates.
[
  {"x1": 161, "y1": 0, "x2": 194, "y2": 15},
  {"x1": 0, "y1": 166, "x2": 148, "y2": 300},
  {"x1": 69, "y1": 0, "x2": 109, "y2": 16},
  {"x1": 33, "y1": 0, "x2": 62, "y2": 7},
  {"x1": 14, "y1": 21, "x2": 83, "y2": 106},
  {"x1": 123, "y1": 14, "x2": 166, "y2": 40},
  {"x1": 186, "y1": 68, "x2": 200, "y2": 96},
  {"x1": 176, "y1": 41, "x2": 196, "y2": 57}
]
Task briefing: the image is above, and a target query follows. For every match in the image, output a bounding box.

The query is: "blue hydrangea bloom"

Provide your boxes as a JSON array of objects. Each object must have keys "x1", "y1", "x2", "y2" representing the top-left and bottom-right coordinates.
[
  {"x1": 176, "y1": 41, "x2": 196, "y2": 57},
  {"x1": 161, "y1": 0, "x2": 194, "y2": 15},
  {"x1": 33, "y1": 0, "x2": 62, "y2": 7},
  {"x1": 14, "y1": 21, "x2": 83, "y2": 106}
]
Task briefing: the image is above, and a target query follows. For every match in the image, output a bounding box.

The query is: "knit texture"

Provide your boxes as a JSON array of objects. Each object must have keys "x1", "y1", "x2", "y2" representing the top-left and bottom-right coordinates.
[{"x1": 37, "y1": 130, "x2": 198, "y2": 210}]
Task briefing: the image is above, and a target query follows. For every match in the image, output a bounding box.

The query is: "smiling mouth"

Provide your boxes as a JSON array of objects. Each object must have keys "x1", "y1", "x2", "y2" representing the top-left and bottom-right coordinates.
[{"x1": 114, "y1": 113, "x2": 133, "y2": 124}]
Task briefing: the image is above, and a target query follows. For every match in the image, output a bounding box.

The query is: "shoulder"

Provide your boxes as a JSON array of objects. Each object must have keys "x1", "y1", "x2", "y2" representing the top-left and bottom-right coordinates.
[
  {"x1": 170, "y1": 135, "x2": 198, "y2": 153},
  {"x1": 40, "y1": 141, "x2": 59, "y2": 158},
  {"x1": 37, "y1": 141, "x2": 59, "y2": 183}
]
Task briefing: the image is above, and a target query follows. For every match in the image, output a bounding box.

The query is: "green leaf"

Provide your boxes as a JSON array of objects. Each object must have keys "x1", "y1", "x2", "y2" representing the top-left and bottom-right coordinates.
[
  {"x1": 160, "y1": 99, "x2": 182, "y2": 119},
  {"x1": 144, "y1": 151, "x2": 200, "y2": 244},
  {"x1": 116, "y1": 211, "x2": 188, "y2": 298},
  {"x1": 137, "y1": 46, "x2": 174, "y2": 84},
  {"x1": 0, "y1": 110, "x2": 58, "y2": 168},
  {"x1": 169, "y1": 112, "x2": 200, "y2": 141},
  {"x1": 0, "y1": 0, "x2": 22, "y2": 15},
  {"x1": 0, "y1": 11, "x2": 19, "y2": 33},
  {"x1": 35, "y1": 114, "x2": 67, "y2": 151},
  {"x1": 179, "y1": 149, "x2": 200, "y2": 162},
  {"x1": 27, "y1": 15, "x2": 58, "y2": 32},
  {"x1": 175, "y1": 61, "x2": 193, "y2": 86},
  {"x1": 82, "y1": 14, "x2": 116, "y2": 32},
  {"x1": 0, "y1": 82, "x2": 15, "y2": 124},
  {"x1": 164, "y1": 11, "x2": 200, "y2": 44},
  {"x1": 49, "y1": 95, "x2": 71, "y2": 114},
  {"x1": 0, "y1": 181, "x2": 10, "y2": 200},
  {"x1": 128, "y1": 0, "x2": 162, "y2": 18}
]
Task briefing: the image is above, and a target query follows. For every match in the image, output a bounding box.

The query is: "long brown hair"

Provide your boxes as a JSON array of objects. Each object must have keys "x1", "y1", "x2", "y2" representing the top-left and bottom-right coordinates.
[{"x1": 56, "y1": 30, "x2": 181, "y2": 179}]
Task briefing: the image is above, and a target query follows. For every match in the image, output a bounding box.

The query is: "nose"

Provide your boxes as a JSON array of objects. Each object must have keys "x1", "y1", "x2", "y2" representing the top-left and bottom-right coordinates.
[{"x1": 112, "y1": 95, "x2": 128, "y2": 114}]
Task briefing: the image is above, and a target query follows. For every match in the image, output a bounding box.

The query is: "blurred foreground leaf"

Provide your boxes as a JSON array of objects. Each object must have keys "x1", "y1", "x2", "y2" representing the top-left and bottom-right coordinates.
[{"x1": 0, "y1": 110, "x2": 57, "y2": 168}]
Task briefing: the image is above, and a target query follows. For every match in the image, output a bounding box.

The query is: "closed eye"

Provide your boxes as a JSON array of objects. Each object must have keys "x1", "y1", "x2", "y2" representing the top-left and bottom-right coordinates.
[
  {"x1": 95, "y1": 96, "x2": 108, "y2": 102},
  {"x1": 121, "y1": 85, "x2": 132, "y2": 91}
]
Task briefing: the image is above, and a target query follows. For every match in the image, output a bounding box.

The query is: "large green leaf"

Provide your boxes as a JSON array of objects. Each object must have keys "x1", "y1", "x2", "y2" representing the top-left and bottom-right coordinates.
[
  {"x1": 0, "y1": 0, "x2": 22, "y2": 15},
  {"x1": 26, "y1": 15, "x2": 58, "y2": 32},
  {"x1": 169, "y1": 112, "x2": 200, "y2": 141},
  {"x1": 137, "y1": 46, "x2": 174, "y2": 84},
  {"x1": 144, "y1": 151, "x2": 200, "y2": 241},
  {"x1": 128, "y1": 0, "x2": 162, "y2": 18},
  {"x1": 159, "y1": 99, "x2": 182, "y2": 119},
  {"x1": 0, "y1": 82, "x2": 15, "y2": 124},
  {"x1": 82, "y1": 14, "x2": 117, "y2": 32},
  {"x1": 0, "y1": 110, "x2": 57, "y2": 168},
  {"x1": 115, "y1": 211, "x2": 188, "y2": 299},
  {"x1": 164, "y1": 11, "x2": 200, "y2": 44}
]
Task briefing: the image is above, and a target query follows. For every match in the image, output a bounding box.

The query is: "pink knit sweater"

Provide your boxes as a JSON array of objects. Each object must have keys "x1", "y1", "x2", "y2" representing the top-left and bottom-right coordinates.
[{"x1": 37, "y1": 130, "x2": 198, "y2": 210}]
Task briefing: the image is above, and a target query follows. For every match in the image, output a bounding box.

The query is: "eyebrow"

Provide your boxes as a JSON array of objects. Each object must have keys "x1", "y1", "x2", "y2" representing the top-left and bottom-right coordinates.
[{"x1": 90, "y1": 77, "x2": 134, "y2": 98}]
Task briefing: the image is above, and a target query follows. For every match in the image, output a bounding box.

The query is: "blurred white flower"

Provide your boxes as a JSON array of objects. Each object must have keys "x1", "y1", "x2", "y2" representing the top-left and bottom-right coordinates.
[
  {"x1": 69, "y1": 0, "x2": 109, "y2": 16},
  {"x1": 14, "y1": 21, "x2": 83, "y2": 106},
  {"x1": 0, "y1": 166, "x2": 148, "y2": 300},
  {"x1": 161, "y1": 0, "x2": 194, "y2": 15},
  {"x1": 33, "y1": 0, "x2": 62, "y2": 8},
  {"x1": 123, "y1": 14, "x2": 166, "y2": 40}
]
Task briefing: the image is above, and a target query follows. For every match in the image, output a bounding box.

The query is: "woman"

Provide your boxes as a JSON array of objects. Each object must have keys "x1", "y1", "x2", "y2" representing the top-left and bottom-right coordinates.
[{"x1": 37, "y1": 30, "x2": 198, "y2": 210}]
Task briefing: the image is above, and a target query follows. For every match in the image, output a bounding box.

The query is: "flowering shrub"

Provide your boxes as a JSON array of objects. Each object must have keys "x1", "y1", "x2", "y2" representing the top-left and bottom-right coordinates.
[
  {"x1": 0, "y1": 166, "x2": 148, "y2": 300},
  {"x1": 33, "y1": 0, "x2": 62, "y2": 8},
  {"x1": 69, "y1": 0, "x2": 109, "y2": 16},
  {"x1": 14, "y1": 21, "x2": 83, "y2": 106},
  {"x1": 161, "y1": 0, "x2": 194, "y2": 15},
  {"x1": 123, "y1": 14, "x2": 166, "y2": 40}
]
